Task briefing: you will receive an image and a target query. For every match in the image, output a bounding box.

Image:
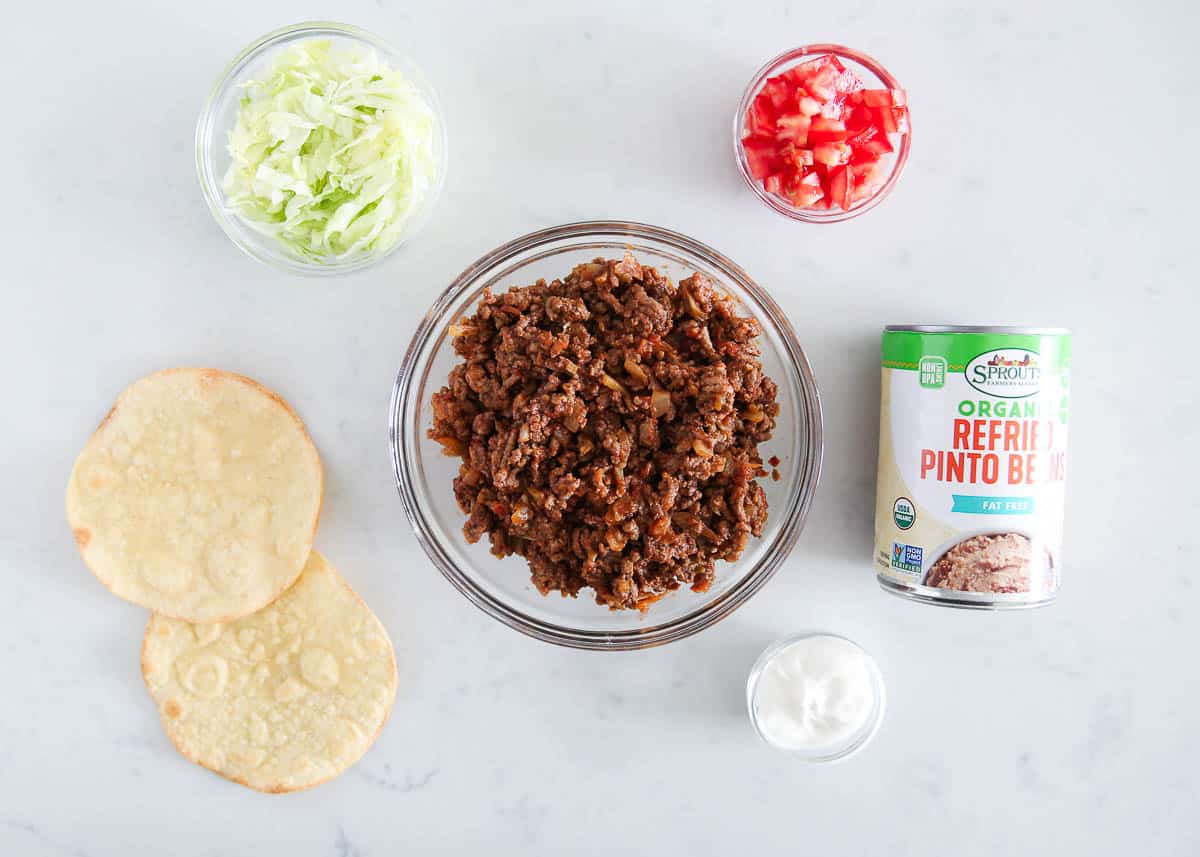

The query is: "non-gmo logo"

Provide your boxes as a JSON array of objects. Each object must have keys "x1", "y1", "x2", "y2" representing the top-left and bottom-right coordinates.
[
  {"x1": 965, "y1": 348, "x2": 1042, "y2": 398},
  {"x1": 891, "y1": 542, "x2": 923, "y2": 574}
]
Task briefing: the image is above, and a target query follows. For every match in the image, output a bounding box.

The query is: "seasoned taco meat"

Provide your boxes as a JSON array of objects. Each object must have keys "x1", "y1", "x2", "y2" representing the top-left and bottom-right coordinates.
[{"x1": 429, "y1": 253, "x2": 779, "y2": 610}]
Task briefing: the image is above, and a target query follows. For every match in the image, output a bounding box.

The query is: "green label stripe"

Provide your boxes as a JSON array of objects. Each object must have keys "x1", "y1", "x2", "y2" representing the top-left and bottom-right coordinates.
[
  {"x1": 951, "y1": 494, "x2": 1036, "y2": 515},
  {"x1": 882, "y1": 331, "x2": 1071, "y2": 372}
]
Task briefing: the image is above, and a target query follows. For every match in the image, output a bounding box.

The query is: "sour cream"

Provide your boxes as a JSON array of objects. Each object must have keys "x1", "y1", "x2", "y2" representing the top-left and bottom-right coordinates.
[{"x1": 747, "y1": 634, "x2": 884, "y2": 760}]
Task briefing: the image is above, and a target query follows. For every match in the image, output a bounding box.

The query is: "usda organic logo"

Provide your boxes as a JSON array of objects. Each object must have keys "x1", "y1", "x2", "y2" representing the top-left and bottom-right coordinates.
[{"x1": 893, "y1": 497, "x2": 916, "y2": 530}]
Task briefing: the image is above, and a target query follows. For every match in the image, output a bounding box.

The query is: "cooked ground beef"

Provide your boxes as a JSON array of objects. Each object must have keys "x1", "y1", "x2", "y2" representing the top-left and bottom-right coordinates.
[{"x1": 429, "y1": 253, "x2": 779, "y2": 610}]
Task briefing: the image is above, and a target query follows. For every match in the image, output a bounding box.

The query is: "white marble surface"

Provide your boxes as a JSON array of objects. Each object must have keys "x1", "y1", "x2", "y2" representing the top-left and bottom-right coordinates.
[{"x1": 3, "y1": 0, "x2": 1197, "y2": 853}]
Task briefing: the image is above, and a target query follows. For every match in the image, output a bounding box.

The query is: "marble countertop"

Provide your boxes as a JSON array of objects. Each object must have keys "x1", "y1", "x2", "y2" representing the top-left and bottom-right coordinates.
[{"x1": 3, "y1": 0, "x2": 1196, "y2": 854}]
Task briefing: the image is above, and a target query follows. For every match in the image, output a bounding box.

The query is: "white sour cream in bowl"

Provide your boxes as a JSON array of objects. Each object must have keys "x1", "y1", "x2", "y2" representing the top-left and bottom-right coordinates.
[{"x1": 746, "y1": 633, "x2": 886, "y2": 762}]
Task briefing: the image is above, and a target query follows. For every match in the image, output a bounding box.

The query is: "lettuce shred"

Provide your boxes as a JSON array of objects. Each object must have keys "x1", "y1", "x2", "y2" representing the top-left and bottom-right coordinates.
[{"x1": 222, "y1": 39, "x2": 439, "y2": 262}]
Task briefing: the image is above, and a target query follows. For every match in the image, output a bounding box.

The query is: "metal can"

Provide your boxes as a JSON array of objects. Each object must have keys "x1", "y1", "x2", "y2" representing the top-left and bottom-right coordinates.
[{"x1": 874, "y1": 325, "x2": 1071, "y2": 609}]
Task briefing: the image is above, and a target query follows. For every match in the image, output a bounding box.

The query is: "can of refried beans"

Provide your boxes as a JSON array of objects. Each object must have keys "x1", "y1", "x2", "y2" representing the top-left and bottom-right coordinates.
[{"x1": 874, "y1": 325, "x2": 1071, "y2": 609}]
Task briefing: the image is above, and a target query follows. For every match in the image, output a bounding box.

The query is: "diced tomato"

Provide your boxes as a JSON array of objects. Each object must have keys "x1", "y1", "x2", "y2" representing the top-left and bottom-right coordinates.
[
  {"x1": 833, "y1": 68, "x2": 864, "y2": 95},
  {"x1": 741, "y1": 135, "x2": 779, "y2": 179},
  {"x1": 741, "y1": 52, "x2": 908, "y2": 211},
  {"x1": 807, "y1": 65, "x2": 840, "y2": 100},
  {"x1": 848, "y1": 161, "x2": 871, "y2": 185},
  {"x1": 851, "y1": 160, "x2": 888, "y2": 187},
  {"x1": 747, "y1": 94, "x2": 776, "y2": 135},
  {"x1": 780, "y1": 64, "x2": 808, "y2": 87},
  {"x1": 775, "y1": 113, "x2": 811, "y2": 145},
  {"x1": 852, "y1": 134, "x2": 894, "y2": 160},
  {"x1": 781, "y1": 67, "x2": 804, "y2": 87},
  {"x1": 871, "y1": 134, "x2": 895, "y2": 154},
  {"x1": 762, "y1": 76, "x2": 793, "y2": 110},
  {"x1": 847, "y1": 123, "x2": 881, "y2": 149},
  {"x1": 797, "y1": 94, "x2": 823, "y2": 117},
  {"x1": 876, "y1": 106, "x2": 896, "y2": 134},
  {"x1": 854, "y1": 141, "x2": 892, "y2": 165},
  {"x1": 785, "y1": 168, "x2": 819, "y2": 189},
  {"x1": 877, "y1": 105, "x2": 910, "y2": 134},
  {"x1": 812, "y1": 142, "x2": 852, "y2": 167},
  {"x1": 828, "y1": 166, "x2": 852, "y2": 210},
  {"x1": 862, "y1": 88, "x2": 907, "y2": 107},
  {"x1": 849, "y1": 182, "x2": 873, "y2": 204},
  {"x1": 850, "y1": 161, "x2": 888, "y2": 202},
  {"x1": 808, "y1": 117, "x2": 848, "y2": 144},
  {"x1": 779, "y1": 168, "x2": 823, "y2": 207},
  {"x1": 786, "y1": 54, "x2": 845, "y2": 81},
  {"x1": 816, "y1": 165, "x2": 832, "y2": 195},
  {"x1": 788, "y1": 56, "x2": 845, "y2": 100},
  {"x1": 786, "y1": 182, "x2": 825, "y2": 208},
  {"x1": 819, "y1": 100, "x2": 843, "y2": 121},
  {"x1": 845, "y1": 104, "x2": 874, "y2": 135},
  {"x1": 779, "y1": 143, "x2": 814, "y2": 169}
]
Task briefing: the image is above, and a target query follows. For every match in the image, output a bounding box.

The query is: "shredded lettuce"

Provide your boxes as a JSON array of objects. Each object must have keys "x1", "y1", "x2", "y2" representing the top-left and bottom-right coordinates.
[{"x1": 222, "y1": 39, "x2": 439, "y2": 262}]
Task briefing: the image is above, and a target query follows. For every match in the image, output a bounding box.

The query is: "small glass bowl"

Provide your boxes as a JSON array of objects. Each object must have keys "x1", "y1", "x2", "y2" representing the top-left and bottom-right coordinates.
[
  {"x1": 195, "y1": 21, "x2": 448, "y2": 276},
  {"x1": 746, "y1": 632, "x2": 886, "y2": 762},
  {"x1": 390, "y1": 221, "x2": 824, "y2": 650},
  {"x1": 733, "y1": 44, "x2": 911, "y2": 223}
]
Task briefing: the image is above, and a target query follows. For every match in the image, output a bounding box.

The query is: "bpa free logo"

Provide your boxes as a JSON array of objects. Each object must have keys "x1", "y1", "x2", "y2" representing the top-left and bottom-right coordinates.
[{"x1": 918, "y1": 355, "x2": 946, "y2": 389}]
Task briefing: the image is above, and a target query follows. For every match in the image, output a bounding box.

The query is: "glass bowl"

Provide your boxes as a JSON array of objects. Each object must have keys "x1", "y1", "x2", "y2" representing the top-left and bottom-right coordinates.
[
  {"x1": 746, "y1": 632, "x2": 886, "y2": 762},
  {"x1": 733, "y1": 44, "x2": 911, "y2": 223},
  {"x1": 389, "y1": 221, "x2": 824, "y2": 650},
  {"x1": 195, "y1": 21, "x2": 448, "y2": 276}
]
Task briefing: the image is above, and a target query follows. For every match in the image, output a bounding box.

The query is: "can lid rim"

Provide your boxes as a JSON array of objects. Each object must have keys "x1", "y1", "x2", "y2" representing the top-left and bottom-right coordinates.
[{"x1": 885, "y1": 324, "x2": 1072, "y2": 335}]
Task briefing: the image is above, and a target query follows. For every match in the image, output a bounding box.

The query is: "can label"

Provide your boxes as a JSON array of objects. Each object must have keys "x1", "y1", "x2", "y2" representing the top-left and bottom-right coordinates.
[{"x1": 874, "y1": 329, "x2": 1071, "y2": 606}]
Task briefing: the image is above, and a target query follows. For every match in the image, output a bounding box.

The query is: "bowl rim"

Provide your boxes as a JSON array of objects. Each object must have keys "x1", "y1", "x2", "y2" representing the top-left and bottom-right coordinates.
[
  {"x1": 389, "y1": 220, "x2": 824, "y2": 650},
  {"x1": 195, "y1": 20, "x2": 448, "y2": 277},
  {"x1": 733, "y1": 43, "x2": 911, "y2": 224}
]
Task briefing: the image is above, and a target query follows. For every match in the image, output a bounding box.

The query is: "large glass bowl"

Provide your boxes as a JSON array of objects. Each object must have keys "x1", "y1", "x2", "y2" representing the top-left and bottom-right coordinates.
[
  {"x1": 389, "y1": 222, "x2": 823, "y2": 650},
  {"x1": 196, "y1": 21, "x2": 447, "y2": 276}
]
